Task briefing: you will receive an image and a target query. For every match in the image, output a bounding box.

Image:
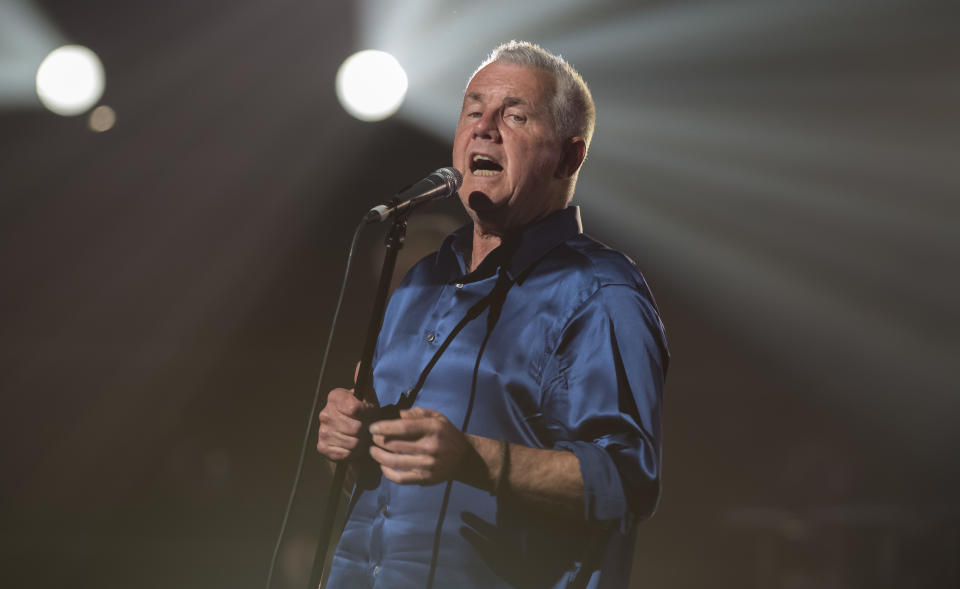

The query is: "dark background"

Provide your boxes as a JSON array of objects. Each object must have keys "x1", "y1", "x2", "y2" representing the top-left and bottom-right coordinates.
[{"x1": 1, "y1": 1, "x2": 957, "y2": 587}]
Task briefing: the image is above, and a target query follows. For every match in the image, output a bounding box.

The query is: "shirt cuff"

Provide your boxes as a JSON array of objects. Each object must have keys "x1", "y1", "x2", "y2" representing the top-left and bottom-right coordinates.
[{"x1": 555, "y1": 440, "x2": 632, "y2": 532}]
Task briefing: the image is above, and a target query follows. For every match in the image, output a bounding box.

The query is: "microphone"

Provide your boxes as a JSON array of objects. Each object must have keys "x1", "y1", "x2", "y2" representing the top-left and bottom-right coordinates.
[{"x1": 365, "y1": 167, "x2": 462, "y2": 224}]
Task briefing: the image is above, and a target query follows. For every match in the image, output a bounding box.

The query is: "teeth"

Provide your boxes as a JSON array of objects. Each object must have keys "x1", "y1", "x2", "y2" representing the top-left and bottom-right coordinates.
[{"x1": 471, "y1": 153, "x2": 501, "y2": 176}]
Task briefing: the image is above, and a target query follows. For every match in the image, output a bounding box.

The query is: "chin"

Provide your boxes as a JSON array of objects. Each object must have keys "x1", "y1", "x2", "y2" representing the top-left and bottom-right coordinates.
[
  {"x1": 456, "y1": 191, "x2": 498, "y2": 231},
  {"x1": 466, "y1": 191, "x2": 497, "y2": 213}
]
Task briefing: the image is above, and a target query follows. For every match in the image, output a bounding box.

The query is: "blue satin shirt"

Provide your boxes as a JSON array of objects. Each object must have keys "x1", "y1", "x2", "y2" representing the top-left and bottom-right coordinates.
[{"x1": 328, "y1": 206, "x2": 668, "y2": 589}]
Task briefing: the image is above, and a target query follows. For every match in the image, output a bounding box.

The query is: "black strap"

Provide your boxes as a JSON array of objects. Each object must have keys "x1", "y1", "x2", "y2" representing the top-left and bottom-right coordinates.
[{"x1": 401, "y1": 270, "x2": 513, "y2": 409}]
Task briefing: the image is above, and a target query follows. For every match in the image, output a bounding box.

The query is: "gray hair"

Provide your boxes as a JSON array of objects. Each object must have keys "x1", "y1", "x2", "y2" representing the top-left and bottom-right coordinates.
[{"x1": 474, "y1": 40, "x2": 596, "y2": 152}]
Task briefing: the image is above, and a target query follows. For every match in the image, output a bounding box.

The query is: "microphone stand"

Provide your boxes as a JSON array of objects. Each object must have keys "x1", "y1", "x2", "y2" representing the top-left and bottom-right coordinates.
[{"x1": 307, "y1": 211, "x2": 408, "y2": 589}]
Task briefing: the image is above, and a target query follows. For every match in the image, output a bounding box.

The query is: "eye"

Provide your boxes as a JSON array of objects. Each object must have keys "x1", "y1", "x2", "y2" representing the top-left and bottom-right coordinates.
[{"x1": 506, "y1": 113, "x2": 526, "y2": 123}]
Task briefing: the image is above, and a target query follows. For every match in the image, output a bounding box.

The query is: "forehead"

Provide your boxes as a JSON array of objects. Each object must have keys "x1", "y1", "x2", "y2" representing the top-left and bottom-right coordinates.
[{"x1": 463, "y1": 63, "x2": 554, "y2": 107}]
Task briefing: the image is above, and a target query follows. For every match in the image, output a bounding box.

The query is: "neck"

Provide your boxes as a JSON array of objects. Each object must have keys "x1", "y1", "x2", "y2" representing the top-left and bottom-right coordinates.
[
  {"x1": 469, "y1": 225, "x2": 503, "y2": 272},
  {"x1": 466, "y1": 202, "x2": 571, "y2": 272}
]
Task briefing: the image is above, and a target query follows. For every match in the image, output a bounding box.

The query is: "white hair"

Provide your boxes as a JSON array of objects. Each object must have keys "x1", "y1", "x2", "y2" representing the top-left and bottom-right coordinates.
[{"x1": 473, "y1": 40, "x2": 596, "y2": 152}]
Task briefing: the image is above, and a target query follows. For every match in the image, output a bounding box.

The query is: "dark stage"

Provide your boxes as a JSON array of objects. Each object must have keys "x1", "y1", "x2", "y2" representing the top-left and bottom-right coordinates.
[{"x1": 1, "y1": 1, "x2": 957, "y2": 587}]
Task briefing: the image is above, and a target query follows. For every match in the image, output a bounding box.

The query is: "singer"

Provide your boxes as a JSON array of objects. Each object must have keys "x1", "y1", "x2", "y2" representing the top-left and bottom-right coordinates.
[{"x1": 316, "y1": 41, "x2": 668, "y2": 589}]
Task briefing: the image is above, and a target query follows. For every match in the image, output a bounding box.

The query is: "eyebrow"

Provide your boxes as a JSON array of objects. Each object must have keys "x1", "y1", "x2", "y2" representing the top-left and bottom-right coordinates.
[{"x1": 464, "y1": 92, "x2": 529, "y2": 108}]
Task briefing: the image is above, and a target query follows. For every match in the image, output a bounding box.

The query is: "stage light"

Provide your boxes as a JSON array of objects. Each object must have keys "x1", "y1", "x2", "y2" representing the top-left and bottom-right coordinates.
[
  {"x1": 35, "y1": 45, "x2": 105, "y2": 116},
  {"x1": 88, "y1": 105, "x2": 116, "y2": 132},
  {"x1": 335, "y1": 50, "x2": 407, "y2": 122}
]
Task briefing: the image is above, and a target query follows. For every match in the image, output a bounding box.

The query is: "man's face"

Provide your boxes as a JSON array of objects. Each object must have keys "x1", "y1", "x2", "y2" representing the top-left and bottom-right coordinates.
[{"x1": 452, "y1": 63, "x2": 568, "y2": 234}]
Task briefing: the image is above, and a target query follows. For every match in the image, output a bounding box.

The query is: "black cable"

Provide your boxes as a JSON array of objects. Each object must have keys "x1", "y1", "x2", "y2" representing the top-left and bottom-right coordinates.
[
  {"x1": 425, "y1": 273, "x2": 510, "y2": 589},
  {"x1": 264, "y1": 216, "x2": 367, "y2": 589}
]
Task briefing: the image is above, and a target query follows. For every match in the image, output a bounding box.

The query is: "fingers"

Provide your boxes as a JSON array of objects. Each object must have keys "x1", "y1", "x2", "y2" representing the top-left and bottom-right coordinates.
[
  {"x1": 400, "y1": 407, "x2": 439, "y2": 419},
  {"x1": 321, "y1": 388, "x2": 376, "y2": 436},
  {"x1": 369, "y1": 412, "x2": 445, "y2": 439},
  {"x1": 317, "y1": 439, "x2": 354, "y2": 462},
  {"x1": 369, "y1": 445, "x2": 434, "y2": 471},
  {"x1": 319, "y1": 425, "x2": 361, "y2": 448},
  {"x1": 327, "y1": 387, "x2": 366, "y2": 418},
  {"x1": 316, "y1": 387, "x2": 373, "y2": 461},
  {"x1": 380, "y1": 464, "x2": 429, "y2": 485},
  {"x1": 370, "y1": 446, "x2": 435, "y2": 485},
  {"x1": 367, "y1": 417, "x2": 437, "y2": 459},
  {"x1": 317, "y1": 416, "x2": 360, "y2": 460},
  {"x1": 369, "y1": 421, "x2": 425, "y2": 440},
  {"x1": 319, "y1": 409, "x2": 363, "y2": 436},
  {"x1": 369, "y1": 436, "x2": 428, "y2": 455},
  {"x1": 367, "y1": 409, "x2": 467, "y2": 486}
]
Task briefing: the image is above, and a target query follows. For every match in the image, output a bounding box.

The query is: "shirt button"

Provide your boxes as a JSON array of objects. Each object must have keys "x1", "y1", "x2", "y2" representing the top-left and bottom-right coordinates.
[
  {"x1": 426, "y1": 332, "x2": 435, "y2": 343},
  {"x1": 455, "y1": 282, "x2": 464, "y2": 289},
  {"x1": 372, "y1": 565, "x2": 380, "y2": 576},
  {"x1": 379, "y1": 505, "x2": 388, "y2": 517}
]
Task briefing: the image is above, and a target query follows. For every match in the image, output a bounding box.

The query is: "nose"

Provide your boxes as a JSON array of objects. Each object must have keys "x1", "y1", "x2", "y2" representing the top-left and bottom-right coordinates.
[{"x1": 472, "y1": 111, "x2": 500, "y2": 142}]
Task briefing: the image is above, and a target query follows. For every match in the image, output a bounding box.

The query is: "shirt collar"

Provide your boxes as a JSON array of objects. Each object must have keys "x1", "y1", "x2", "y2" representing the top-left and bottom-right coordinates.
[{"x1": 441, "y1": 206, "x2": 583, "y2": 283}]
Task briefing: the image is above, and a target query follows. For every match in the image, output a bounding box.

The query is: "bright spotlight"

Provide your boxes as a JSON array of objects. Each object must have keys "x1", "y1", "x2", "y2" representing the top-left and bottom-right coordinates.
[
  {"x1": 35, "y1": 45, "x2": 105, "y2": 116},
  {"x1": 336, "y1": 50, "x2": 408, "y2": 122}
]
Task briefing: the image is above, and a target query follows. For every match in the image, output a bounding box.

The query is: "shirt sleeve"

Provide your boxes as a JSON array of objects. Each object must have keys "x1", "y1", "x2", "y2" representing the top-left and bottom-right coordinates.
[{"x1": 544, "y1": 283, "x2": 668, "y2": 531}]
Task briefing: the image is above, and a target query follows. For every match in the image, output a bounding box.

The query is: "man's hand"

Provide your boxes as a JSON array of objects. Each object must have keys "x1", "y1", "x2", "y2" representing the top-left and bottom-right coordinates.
[
  {"x1": 316, "y1": 387, "x2": 374, "y2": 462},
  {"x1": 368, "y1": 408, "x2": 472, "y2": 485},
  {"x1": 368, "y1": 407, "x2": 586, "y2": 519}
]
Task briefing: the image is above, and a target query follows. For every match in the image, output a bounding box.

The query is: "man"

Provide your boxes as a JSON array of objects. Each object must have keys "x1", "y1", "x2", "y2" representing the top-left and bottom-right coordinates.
[{"x1": 316, "y1": 41, "x2": 668, "y2": 588}]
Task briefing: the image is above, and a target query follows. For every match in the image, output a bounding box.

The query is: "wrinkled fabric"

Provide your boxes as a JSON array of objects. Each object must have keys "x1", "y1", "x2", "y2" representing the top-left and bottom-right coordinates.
[{"x1": 327, "y1": 207, "x2": 668, "y2": 589}]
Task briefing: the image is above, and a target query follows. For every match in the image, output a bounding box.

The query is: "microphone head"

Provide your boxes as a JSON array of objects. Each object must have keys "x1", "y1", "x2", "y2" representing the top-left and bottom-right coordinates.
[{"x1": 435, "y1": 166, "x2": 463, "y2": 193}]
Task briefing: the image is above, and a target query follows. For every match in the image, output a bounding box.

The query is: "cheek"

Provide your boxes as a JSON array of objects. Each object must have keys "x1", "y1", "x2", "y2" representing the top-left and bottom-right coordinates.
[
  {"x1": 452, "y1": 130, "x2": 467, "y2": 154},
  {"x1": 516, "y1": 152, "x2": 553, "y2": 179}
]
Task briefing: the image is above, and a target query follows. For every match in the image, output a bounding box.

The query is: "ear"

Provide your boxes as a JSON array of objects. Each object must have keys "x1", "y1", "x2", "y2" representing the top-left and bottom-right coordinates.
[{"x1": 556, "y1": 137, "x2": 587, "y2": 179}]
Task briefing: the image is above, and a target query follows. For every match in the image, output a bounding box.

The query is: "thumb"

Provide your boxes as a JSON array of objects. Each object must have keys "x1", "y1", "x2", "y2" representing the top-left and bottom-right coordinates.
[{"x1": 399, "y1": 407, "x2": 438, "y2": 420}]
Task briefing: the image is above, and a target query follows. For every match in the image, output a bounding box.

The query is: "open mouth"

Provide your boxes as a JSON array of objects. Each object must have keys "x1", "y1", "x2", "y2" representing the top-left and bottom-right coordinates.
[{"x1": 470, "y1": 154, "x2": 503, "y2": 176}]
